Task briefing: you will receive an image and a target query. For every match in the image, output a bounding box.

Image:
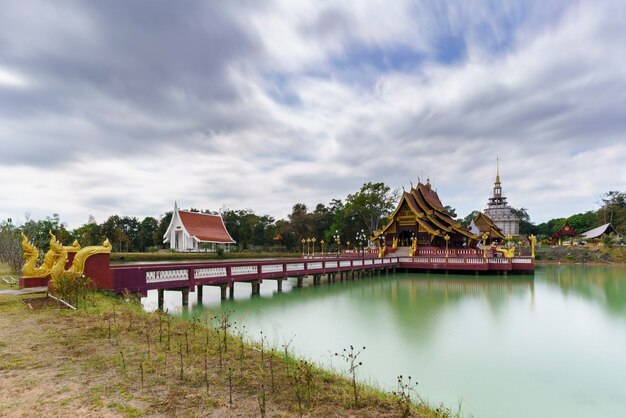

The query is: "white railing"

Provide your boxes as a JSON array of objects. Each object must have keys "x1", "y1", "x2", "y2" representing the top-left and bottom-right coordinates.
[
  {"x1": 307, "y1": 262, "x2": 323, "y2": 269},
  {"x1": 364, "y1": 260, "x2": 373, "y2": 265},
  {"x1": 488, "y1": 258, "x2": 510, "y2": 264},
  {"x1": 231, "y1": 265, "x2": 257, "y2": 275},
  {"x1": 147, "y1": 269, "x2": 189, "y2": 283},
  {"x1": 195, "y1": 267, "x2": 227, "y2": 279},
  {"x1": 431, "y1": 257, "x2": 447, "y2": 263},
  {"x1": 353, "y1": 260, "x2": 363, "y2": 266},
  {"x1": 399, "y1": 257, "x2": 413, "y2": 262},
  {"x1": 374, "y1": 259, "x2": 382, "y2": 264},
  {"x1": 286, "y1": 263, "x2": 305, "y2": 271},
  {"x1": 512, "y1": 258, "x2": 533, "y2": 264},
  {"x1": 466, "y1": 258, "x2": 485, "y2": 264},
  {"x1": 261, "y1": 264, "x2": 283, "y2": 273},
  {"x1": 340, "y1": 260, "x2": 352, "y2": 267}
]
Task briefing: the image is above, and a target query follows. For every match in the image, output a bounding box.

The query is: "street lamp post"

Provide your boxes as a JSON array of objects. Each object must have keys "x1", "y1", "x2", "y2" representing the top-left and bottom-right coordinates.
[
  {"x1": 312, "y1": 237, "x2": 316, "y2": 256},
  {"x1": 320, "y1": 239, "x2": 325, "y2": 255},
  {"x1": 356, "y1": 229, "x2": 366, "y2": 258},
  {"x1": 301, "y1": 238, "x2": 306, "y2": 258},
  {"x1": 306, "y1": 238, "x2": 311, "y2": 256},
  {"x1": 333, "y1": 230, "x2": 341, "y2": 258},
  {"x1": 482, "y1": 233, "x2": 489, "y2": 259}
]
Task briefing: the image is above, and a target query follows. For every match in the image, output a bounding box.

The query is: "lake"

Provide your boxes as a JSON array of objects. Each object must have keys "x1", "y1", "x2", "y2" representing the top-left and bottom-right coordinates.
[{"x1": 142, "y1": 264, "x2": 626, "y2": 418}]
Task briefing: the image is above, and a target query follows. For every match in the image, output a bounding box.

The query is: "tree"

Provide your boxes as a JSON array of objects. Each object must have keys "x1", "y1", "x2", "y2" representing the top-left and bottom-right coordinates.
[
  {"x1": 0, "y1": 221, "x2": 22, "y2": 273},
  {"x1": 444, "y1": 205, "x2": 457, "y2": 218},
  {"x1": 460, "y1": 210, "x2": 480, "y2": 227},
  {"x1": 138, "y1": 217, "x2": 159, "y2": 251},
  {"x1": 343, "y1": 182, "x2": 398, "y2": 236},
  {"x1": 597, "y1": 191, "x2": 625, "y2": 233}
]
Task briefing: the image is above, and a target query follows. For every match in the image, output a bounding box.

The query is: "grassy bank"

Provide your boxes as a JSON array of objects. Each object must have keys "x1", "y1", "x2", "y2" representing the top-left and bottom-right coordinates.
[
  {"x1": 0, "y1": 292, "x2": 453, "y2": 417},
  {"x1": 535, "y1": 246, "x2": 626, "y2": 264},
  {"x1": 110, "y1": 251, "x2": 301, "y2": 263}
]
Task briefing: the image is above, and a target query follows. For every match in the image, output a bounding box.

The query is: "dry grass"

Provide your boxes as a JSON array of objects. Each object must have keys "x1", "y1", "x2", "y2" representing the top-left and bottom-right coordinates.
[{"x1": 0, "y1": 292, "x2": 446, "y2": 417}]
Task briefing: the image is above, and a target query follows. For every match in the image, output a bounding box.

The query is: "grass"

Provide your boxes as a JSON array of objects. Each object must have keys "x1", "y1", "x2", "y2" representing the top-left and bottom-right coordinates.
[
  {"x1": 535, "y1": 245, "x2": 626, "y2": 264},
  {"x1": 0, "y1": 291, "x2": 451, "y2": 417}
]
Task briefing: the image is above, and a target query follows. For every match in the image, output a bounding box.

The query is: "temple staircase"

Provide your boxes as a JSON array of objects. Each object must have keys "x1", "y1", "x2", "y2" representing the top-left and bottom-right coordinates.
[{"x1": 394, "y1": 246, "x2": 411, "y2": 257}]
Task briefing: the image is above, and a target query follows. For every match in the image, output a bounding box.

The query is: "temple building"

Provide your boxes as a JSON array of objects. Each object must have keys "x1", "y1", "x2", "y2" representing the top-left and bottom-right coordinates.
[
  {"x1": 470, "y1": 212, "x2": 505, "y2": 242},
  {"x1": 163, "y1": 202, "x2": 235, "y2": 252},
  {"x1": 484, "y1": 160, "x2": 519, "y2": 236},
  {"x1": 375, "y1": 180, "x2": 477, "y2": 248}
]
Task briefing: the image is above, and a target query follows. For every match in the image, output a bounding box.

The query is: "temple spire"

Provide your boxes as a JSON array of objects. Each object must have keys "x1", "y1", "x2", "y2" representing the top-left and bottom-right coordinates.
[{"x1": 496, "y1": 158, "x2": 500, "y2": 184}]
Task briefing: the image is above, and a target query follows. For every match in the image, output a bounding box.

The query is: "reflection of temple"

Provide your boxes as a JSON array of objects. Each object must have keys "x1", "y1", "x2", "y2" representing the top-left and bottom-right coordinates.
[
  {"x1": 375, "y1": 180, "x2": 477, "y2": 249},
  {"x1": 484, "y1": 160, "x2": 519, "y2": 236}
]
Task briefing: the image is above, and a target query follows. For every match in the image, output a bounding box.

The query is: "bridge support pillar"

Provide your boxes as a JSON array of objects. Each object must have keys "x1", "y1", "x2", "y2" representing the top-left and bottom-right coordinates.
[
  {"x1": 251, "y1": 280, "x2": 260, "y2": 295},
  {"x1": 197, "y1": 285, "x2": 203, "y2": 304},
  {"x1": 297, "y1": 277, "x2": 304, "y2": 287},
  {"x1": 313, "y1": 275, "x2": 321, "y2": 285},
  {"x1": 219, "y1": 284, "x2": 228, "y2": 300},
  {"x1": 277, "y1": 279, "x2": 283, "y2": 292},
  {"x1": 229, "y1": 283, "x2": 235, "y2": 299},
  {"x1": 158, "y1": 289, "x2": 164, "y2": 311},
  {"x1": 181, "y1": 288, "x2": 189, "y2": 306}
]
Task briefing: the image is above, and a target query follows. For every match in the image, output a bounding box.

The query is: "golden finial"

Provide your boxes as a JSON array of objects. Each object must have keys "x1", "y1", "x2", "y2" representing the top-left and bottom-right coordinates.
[{"x1": 496, "y1": 157, "x2": 500, "y2": 183}]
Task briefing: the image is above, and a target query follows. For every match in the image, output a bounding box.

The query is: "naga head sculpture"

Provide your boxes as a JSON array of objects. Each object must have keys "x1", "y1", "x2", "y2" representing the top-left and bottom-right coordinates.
[{"x1": 21, "y1": 233, "x2": 39, "y2": 258}]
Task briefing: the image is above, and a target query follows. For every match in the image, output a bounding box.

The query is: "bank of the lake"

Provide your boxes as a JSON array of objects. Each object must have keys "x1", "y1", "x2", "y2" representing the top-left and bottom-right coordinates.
[
  {"x1": 144, "y1": 264, "x2": 626, "y2": 418},
  {"x1": 0, "y1": 292, "x2": 446, "y2": 417}
]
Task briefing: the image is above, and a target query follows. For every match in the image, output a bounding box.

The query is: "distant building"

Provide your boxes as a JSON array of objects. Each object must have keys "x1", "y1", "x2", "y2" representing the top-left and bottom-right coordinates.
[
  {"x1": 484, "y1": 160, "x2": 519, "y2": 236},
  {"x1": 163, "y1": 202, "x2": 235, "y2": 252},
  {"x1": 581, "y1": 223, "x2": 615, "y2": 240}
]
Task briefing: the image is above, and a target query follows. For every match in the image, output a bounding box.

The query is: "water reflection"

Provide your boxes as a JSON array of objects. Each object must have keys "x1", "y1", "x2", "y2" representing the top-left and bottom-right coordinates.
[{"x1": 141, "y1": 265, "x2": 626, "y2": 418}]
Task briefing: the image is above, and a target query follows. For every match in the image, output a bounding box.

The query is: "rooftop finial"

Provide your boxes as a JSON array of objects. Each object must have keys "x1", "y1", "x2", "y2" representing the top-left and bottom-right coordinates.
[{"x1": 496, "y1": 158, "x2": 500, "y2": 184}]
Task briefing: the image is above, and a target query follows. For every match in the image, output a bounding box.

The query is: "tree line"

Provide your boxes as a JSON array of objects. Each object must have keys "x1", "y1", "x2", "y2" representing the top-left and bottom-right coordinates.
[{"x1": 1, "y1": 186, "x2": 623, "y2": 270}]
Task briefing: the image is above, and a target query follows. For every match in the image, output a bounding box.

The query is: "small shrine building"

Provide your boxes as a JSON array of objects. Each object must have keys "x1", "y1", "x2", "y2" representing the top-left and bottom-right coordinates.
[
  {"x1": 163, "y1": 202, "x2": 235, "y2": 252},
  {"x1": 375, "y1": 180, "x2": 477, "y2": 248},
  {"x1": 550, "y1": 223, "x2": 577, "y2": 245},
  {"x1": 471, "y1": 212, "x2": 506, "y2": 242}
]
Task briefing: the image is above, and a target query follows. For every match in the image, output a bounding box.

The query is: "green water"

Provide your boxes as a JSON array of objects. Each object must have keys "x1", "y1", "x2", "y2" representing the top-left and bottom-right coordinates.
[{"x1": 142, "y1": 265, "x2": 626, "y2": 418}]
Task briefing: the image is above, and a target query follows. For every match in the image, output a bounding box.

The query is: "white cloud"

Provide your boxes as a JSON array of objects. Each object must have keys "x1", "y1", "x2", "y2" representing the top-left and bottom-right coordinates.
[{"x1": 0, "y1": 0, "x2": 624, "y2": 228}]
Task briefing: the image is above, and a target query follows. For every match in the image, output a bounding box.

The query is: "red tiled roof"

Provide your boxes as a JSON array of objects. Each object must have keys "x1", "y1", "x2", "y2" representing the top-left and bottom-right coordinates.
[{"x1": 178, "y1": 211, "x2": 235, "y2": 243}]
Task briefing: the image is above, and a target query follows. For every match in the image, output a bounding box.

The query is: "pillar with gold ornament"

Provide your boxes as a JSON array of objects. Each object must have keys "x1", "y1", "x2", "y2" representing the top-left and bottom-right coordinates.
[
  {"x1": 301, "y1": 239, "x2": 306, "y2": 257},
  {"x1": 444, "y1": 234, "x2": 450, "y2": 260},
  {"x1": 482, "y1": 233, "x2": 489, "y2": 259},
  {"x1": 320, "y1": 239, "x2": 325, "y2": 255},
  {"x1": 529, "y1": 234, "x2": 537, "y2": 258},
  {"x1": 311, "y1": 238, "x2": 316, "y2": 256}
]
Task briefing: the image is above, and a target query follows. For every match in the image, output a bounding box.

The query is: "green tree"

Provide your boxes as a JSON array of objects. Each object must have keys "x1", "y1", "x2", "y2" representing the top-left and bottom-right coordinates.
[
  {"x1": 460, "y1": 210, "x2": 480, "y2": 227},
  {"x1": 138, "y1": 217, "x2": 159, "y2": 251},
  {"x1": 343, "y1": 182, "x2": 398, "y2": 236}
]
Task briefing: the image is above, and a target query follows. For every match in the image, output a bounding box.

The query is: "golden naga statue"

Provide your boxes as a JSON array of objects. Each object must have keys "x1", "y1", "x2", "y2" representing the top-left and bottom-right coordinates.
[
  {"x1": 21, "y1": 233, "x2": 111, "y2": 280},
  {"x1": 496, "y1": 246, "x2": 516, "y2": 258},
  {"x1": 392, "y1": 237, "x2": 398, "y2": 250},
  {"x1": 21, "y1": 231, "x2": 62, "y2": 278}
]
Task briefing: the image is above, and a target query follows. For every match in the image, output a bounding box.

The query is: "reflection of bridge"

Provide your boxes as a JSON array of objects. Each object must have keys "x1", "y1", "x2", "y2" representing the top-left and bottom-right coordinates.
[{"x1": 106, "y1": 255, "x2": 534, "y2": 309}]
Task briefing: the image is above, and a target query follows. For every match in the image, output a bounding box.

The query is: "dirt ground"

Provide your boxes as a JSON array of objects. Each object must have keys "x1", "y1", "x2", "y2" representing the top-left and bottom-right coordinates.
[{"x1": 0, "y1": 294, "x2": 445, "y2": 417}]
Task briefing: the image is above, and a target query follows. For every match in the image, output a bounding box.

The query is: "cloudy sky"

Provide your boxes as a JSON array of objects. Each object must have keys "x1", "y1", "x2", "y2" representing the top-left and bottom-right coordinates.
[{"x1": 1, "y1": 0, "x2": 625, "y2": 228}]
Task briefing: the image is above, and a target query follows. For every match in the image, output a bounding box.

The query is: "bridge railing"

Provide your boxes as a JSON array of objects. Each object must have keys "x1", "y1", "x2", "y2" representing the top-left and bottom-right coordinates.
[{"x1": 110, "y1": 257, "x2": 401, "y2": 293}]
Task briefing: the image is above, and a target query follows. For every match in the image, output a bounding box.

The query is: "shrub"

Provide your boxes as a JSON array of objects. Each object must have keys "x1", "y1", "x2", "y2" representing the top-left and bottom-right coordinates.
[{"x1": 50, "y1": 272, "x2": 91, "y2": 307}]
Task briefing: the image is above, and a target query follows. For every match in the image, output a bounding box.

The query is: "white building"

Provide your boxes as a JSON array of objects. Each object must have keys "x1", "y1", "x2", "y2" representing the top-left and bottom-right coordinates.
[
  {"x1": 163, "y1": 202, "x2": 235, "y2": 251},
  {"x1": 483, "y1": 161, "x2": 520, "y2": 236}
]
